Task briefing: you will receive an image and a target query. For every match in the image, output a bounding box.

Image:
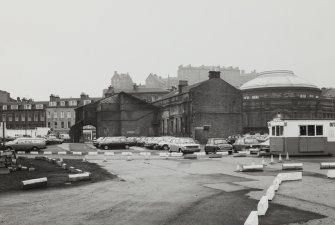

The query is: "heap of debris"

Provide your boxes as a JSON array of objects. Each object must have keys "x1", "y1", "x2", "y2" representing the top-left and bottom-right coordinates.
[{"x1": 0, "y1": 149, "x2": 17, "y2": 174}]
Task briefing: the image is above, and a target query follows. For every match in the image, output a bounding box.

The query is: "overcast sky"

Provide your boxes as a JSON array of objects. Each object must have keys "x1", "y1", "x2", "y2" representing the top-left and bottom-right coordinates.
[{"x1": 1, "y1": 0, "x2": 335, "y2": 101}]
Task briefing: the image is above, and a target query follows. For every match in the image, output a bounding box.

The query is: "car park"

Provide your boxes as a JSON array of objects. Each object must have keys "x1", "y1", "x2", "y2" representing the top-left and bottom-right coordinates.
[
  {"x1": 204, "y1": 138, "x2": 233, "y2": 154},
  {"x1": 99, "y1": 136, "x2": 130, "y2": 150},
  {"x1": 168, "y1": 137, "x2": 201, "y2": 154},
  {"x1": 5, "y1": 137, "x2": 46, "y2": 151},
  {"x1": 233, "y1": 137, "x2": 260, "y2": 154}
]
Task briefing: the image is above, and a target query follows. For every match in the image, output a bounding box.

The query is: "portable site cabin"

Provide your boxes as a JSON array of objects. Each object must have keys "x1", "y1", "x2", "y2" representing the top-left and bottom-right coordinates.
[{"x1": 268, "y1": 118, "x2": 335, "y2": 156}]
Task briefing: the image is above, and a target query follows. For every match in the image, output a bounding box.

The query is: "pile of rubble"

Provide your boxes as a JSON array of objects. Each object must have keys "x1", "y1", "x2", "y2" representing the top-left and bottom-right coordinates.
[{"x1": 0, "y1": 150, "x2": 17, "y2": 174}]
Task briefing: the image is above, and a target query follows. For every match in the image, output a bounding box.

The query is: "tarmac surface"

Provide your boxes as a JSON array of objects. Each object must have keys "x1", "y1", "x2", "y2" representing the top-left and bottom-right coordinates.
[{"x1": 1, "y1": 143, "x2": 335, "y2": 225}]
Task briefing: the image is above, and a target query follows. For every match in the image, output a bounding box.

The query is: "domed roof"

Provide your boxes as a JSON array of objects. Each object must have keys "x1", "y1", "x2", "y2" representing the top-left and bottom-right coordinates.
[{"x1": 240, "y1": 70, "x2": 318, "y2": 90}]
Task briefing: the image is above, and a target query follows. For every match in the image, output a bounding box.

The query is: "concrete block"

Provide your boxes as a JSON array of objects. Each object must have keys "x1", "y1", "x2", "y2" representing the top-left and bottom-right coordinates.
[
  {"x1": 139, "y1": 152, "x2": 151, "y2": 156},
  {"x1": 241, "y1": 165, "x2": 264, "y2": 172},
  {"x1": 121, "y1": 152, "x2": 132, "y2": 156},
  {"x1": 244, "y1": 211, "x2": 258, "y2": 225},
  {"x1": 320, "y1": 162, "x2": 335, "y2": 169},
  {"x1": 327, "y1": 170, "x2": 335, "y2": 178},
  {"x1": 266, "y1": 185, "x2": 275, "y2": 201},
  {"x1": 278, "y1": 172, "x2": 302, "y2": 181},
  {"x1": 88, "y1": 152, "x2": 98, "y2": 156},
  {"x1": 273, "y1": 178, "x2": 280, "y2": 191},
  {"x1": 62, "y1": 163, "x2": 68, "y2": 170},
  {"x1": 68, "y1": 172, "x2": 91, "y2": 182},
  {"x1": 104, "y1": 152, "x2": 115, "y2": 156},
  {"x1": 58, "y1": 151, "x2": 67, "y2": 155},
  {"x1": 22, "y1": 177, "x2": 47, "y2": 189},
  {"x1": 282, "y1": 163, "x2": 303, "y2": 170},
  {"x1": 257, "y1": 196, "x2": 269, "y2": 216},
  {"x1": 159, "y1": 153, "x2": 169, "y2": 157},
  {"x1": 43, "y1": 151, "x2": 52, "y2": 155},
  {"x1": 72, "y1": 151, "x2": 83, "y2": 156},
  {"x1": 209, "y1": 154, "x2": 223, "y2": 158},
  {"x1": 194, "y1": 152, "x2": 206, "y2": 156},
  {"x1": 184, "y1": 154, "x2": 197, "y2": 160},
  {"x1": 30, "y1": 151, "x2": 38, "y2": 155},
  {"x1": 17, "y1": 151, "x2": 25, "y2": 155},
  {"x1": 170, "y1": 152, "x2": 183, "y2": 157}
]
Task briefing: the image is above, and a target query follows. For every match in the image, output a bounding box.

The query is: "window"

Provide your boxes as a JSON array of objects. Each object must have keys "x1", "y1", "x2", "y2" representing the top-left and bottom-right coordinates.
[
  {"x1": 15, "y1": 114, "x2": 19, "y2": 122},
  {"x1": 3, "y1": 105, "x2": 7, "y2": 110},
  {"x1": 36, "y1": 104, "x2": 44, "y2": 109},
  {"x1": 316, "y1": 125, "x2": 323, "y2": 136},
  {"x1": 24, "y1": 104, "x2": 32, "y2": 110},
  {"x1": 252, "y1": 95, "x2": 259, "y2": 99},
  {"x1": 83, "y1": 100, "x2": 91, "y2": 105},
  {"x1": 69, "y1": 100, "x2": 77, "y2": 106},
  {"x1": 272, "y1": 125, "x2": 284, "y2": 136},
  {"x1": 61, "y1": 122, "x2": 64, "y2": 128},
  {"x1": 2, "y1": 114, "x2": 6, "y2": 122},
  {"x1": 8, "y1": 114, "x2": 12, "y2": 122},
  {"x1": 27, "y1": 113, "x2": 32, "y2": 121},
  {"x1": 47, "y1": 111, "x2": 51, "y2": 118},
  {"x1": 54, "y1": 112, "x2": 58, "y2": 118},
  {"x1": 68, "y1": 121, "x2": 71, "y2": 128},
  {"x1": 67, "y1": 111, "x2": 71, "y2": 118},
  {"x1": 47, "y1": 122, "x2": 51, "y2": 128},
  {"x1": 60, "y1": 101, "x2": 66, "y2": 106},
  {"x1": 299, "y1": 94, "x2": 306, "y2": 98},
  {"x1": 11, "y1": 105, "x2": 18, "y2": 110},
  {"x1": 21, "y1": 113, "x2": 25, "y2": 122},
  {"x1": 60, "y1": 111, "x2": 64, "y2": 118},
  {"x1": 34, "y1": 113, "x2": 39, "y2": 121},
  {"x1": 300, "y1": 125, "x2": 323, "y2": 136},
  {"x1": 40, "y1": 112, "x2": 45, "y2": 121},
  {"x1": 49, "y1": 101, "x2": 57, "y2": 107},
  {"x1": 54, "y1": 122, "x2": 58, "y2": 128}
]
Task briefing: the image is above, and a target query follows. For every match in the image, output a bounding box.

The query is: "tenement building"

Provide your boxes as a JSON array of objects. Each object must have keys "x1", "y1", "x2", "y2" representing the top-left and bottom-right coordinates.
[
  {"x1": 145, "y1": 73, "x2": 178, "y2": 89},
  {"x1": 178, "y1": 64, "x2": 259, "y2": 87},
  {"x1": 241, "y1": 70, "x2": 325, "y2": 133},
  {"x1": 46, "y1": 93, "x2": 100, "y2": 135},
  {"x1": 0, "y1": 99, "x2": 48, "y2": 129}
]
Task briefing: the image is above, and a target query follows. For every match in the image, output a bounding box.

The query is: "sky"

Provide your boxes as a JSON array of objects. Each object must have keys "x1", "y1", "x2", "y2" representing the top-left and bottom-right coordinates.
[{"x1": 0, "y1": 0, "x2": 335, "y2": 101}]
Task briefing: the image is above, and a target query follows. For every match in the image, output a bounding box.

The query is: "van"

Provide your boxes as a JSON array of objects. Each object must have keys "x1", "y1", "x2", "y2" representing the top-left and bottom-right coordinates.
[{"x1": 5, "y1": 137, "x2": 46, "y2": 151}]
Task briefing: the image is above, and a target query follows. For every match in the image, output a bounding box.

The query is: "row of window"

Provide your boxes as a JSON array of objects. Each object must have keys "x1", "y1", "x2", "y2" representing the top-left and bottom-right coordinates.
[
  {"x1": 1, "y1": 113, "x2": 45, "y2": 122},
  {"x1": 49, "y1": 100, "x2": 91, "y2": 107},
  {"x1": 47, "y1": 121, "x2": 71, "y2": 129},
  {"x1": 1, "y1": 104, "x2": 44, "y2": 110},
  {"x1": 244, "y1": 94, "x2": 320, "y2": 100},
  {"x1": 47, "y1": 111, "x2": 73, "y2": 119},
  {"x1": 271, "y1": 125, "x2": 324, "y2": 137}
]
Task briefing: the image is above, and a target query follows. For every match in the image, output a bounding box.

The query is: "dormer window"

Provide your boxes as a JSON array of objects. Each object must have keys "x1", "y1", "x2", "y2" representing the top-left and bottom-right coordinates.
[
  {"x1": 24, "y1": 104, "x2": 32, "y2": 110},
  {"x1": 2, "y1": 105, "x2": 7, "y2": 110},
  {"x1": 49, "y1": 101, "x2": 57, "y2": 107},
  {"x1": 11, "y1": 105, "x2": 18, "y2": 110},
  {"x1": 60, "y1": 101, "x2": 66, "y2": 106}
]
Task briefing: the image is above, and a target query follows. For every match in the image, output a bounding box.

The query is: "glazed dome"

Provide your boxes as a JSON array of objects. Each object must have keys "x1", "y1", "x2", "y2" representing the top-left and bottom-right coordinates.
[{"x1": 240, "y1": 70, "x2": 318, "y2": 90}]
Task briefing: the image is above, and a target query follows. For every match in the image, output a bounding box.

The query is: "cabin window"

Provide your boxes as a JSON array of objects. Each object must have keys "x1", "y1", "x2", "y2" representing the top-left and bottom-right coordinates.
[
  {"x1": 300, "y1": 125, "x2": 323, "y2": 136},
  {"x1": 316, "y1": 125, "x2": 323, "y2": 135},
  {"x1": 272, "y1": 125, "x2": 283, "y2": 136}
]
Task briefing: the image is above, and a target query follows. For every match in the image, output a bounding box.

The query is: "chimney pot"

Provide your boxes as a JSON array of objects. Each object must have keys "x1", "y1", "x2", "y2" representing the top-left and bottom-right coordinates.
[{"x1": 208, "y1": 71, "x2": 221, "y2": 79}]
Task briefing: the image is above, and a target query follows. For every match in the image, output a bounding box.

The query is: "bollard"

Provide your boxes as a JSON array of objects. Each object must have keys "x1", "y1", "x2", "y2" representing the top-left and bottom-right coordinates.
[
  {"x1": 72, "y1": 151, "x2": 83, "y2": 156},
  {"x1": 282, "y1": 163, "x2": 303, "y2": 170},
  {"x1": 327, "y1": 170, "x2": 335, "y2": 178},
  {"x1": 244, "y1": 211, "x2": 258, "y2": 225},
  {"x1": 320, "y1": 162, "x2": 335, "y2": 169},
  {"x1": 266, "y1": 185, "x2": 275, "y2": 201},
  {"x1": 278, "y1": 172, "x2": 302, "y2": 181},
  {"x1": 257, "y1": 196, "x2": 269, "y2": 216},
  {"x1": 68, "y1": 172, "x2": 91, "y2": 182},
  {"x1": 241, "y1": 165, "x2": 264, "y2": 172}
]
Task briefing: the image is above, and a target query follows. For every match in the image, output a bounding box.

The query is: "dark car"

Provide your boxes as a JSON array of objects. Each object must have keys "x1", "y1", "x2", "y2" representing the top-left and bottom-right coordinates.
[
  {"x1": 227, "y1": 135, "x2": 241, "y2": 145},
  {"x1": 99, "y1": 136, "x2": 130, "y2": 150},
  {"x1": 205, "y1": 138, "x2": 233, "y2": 154},
  {"x1": 233, "y1": 137, "x2": 261, "y2": 154}
]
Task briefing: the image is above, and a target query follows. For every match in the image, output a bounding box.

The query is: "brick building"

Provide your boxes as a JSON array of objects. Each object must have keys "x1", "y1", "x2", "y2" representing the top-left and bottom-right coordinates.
[
  {"x1": 0, "y1": 99, "x2": 48, "y2": 129},
  {"x1": 153, "y1": 71, "x2": 243, "y2": 143},
  {"x1": 145, "y1": 73, "x2": 178, "y2": 89},
  {"x1": 46, "y1": 93, "x2": 100, "y2": 135},
  {"x1": 178, "y1": 64, "x2": 259, "y2": 87}
]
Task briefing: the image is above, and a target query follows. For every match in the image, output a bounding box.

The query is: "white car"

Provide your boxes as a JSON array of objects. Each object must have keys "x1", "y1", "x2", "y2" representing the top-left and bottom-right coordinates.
[
  {"x1": 168, "y1": 138, "x2": 201, "y2": 154},
  {"x1": 156, "y1": 136, "x2": 174, "y2": 150}
]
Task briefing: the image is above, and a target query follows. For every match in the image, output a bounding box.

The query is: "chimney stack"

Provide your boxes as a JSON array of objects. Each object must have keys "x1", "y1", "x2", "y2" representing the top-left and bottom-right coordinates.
[
  {"x1": 178, "y1": 80, "x2": 188, "y2": 93},
  {"x1": 208, "y1": 71, "x2": 221, "y2": 79}
]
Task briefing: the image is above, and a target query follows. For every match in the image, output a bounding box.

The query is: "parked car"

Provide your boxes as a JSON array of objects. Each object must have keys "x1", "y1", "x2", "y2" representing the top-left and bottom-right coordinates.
[
  {"x1": 205, "y1": 138, "x2": 233, "y2": 154},
  {"x1": 168, "y1": 138, "x2": 201, "y2": 154},
  {"x1": 99, "y1": 136, "x2": 129, "y2": 150},
  {"x1": 45, "y1": 136, "x2": 63, "y2": 145},
  {"x1": 227, "y1": 135, "x2": 241, "y2": 145},
  {"x1": 156, "y1": 136, "x2": 174, "y2": 150},
  {"x1": 143, "y1": 137, "x2": 157, "y2": 149},
  {"x1": 126, "y1": 137, "x2": 137, "y2": 147},
  {"x1": 5, "y1": 137, "x2": 46, "y2": 151},
  {"x1": 259, "y1": 139, "x2": 270, "y2": 153},
  {"x1": 93, "y1": 137, "x2": 105, "y2": 148},
  {"x1": 59, "y1": 134, "x2": 71, "y2": 142},
  {"x1": 233, "y1": 137, "x2": 260, "y2": 154},
  {"x1": 136, "y1": 137, "x2": 148, "y2": 147}
]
